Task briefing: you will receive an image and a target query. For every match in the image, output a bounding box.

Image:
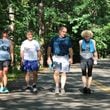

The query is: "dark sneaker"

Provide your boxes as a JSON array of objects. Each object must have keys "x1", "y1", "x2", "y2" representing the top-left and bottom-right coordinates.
[
  {"x1": 32, "y1": 84, "x2": 38, "y2": 93},
  {"x1": 32, "y1": 84, "x2": 37, "y2": 88},
  {"x1": 83, "y1": 87, "x2": 88, "y2": 94},
  {"x1": 24, "y1": 86, "x2": 32, "y2": 92},
  {"x1": 87, "y1": 88, "x2": 91, "y2": 94}
]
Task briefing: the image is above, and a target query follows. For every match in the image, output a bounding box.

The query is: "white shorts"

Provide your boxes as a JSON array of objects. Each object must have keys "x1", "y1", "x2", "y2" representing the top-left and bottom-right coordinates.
[{"x1": 52, "y1": 55, "x2": 70, "y2": 72}]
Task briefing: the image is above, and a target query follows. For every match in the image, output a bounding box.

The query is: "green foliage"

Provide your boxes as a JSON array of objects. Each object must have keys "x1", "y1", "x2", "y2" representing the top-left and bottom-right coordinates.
[
  {"x1": 94, "y1": 23, "x2": 110, "y2": 49},
  {"x1": 0, "y1": 0, "x2": 110, "y2": 64},
  {"x1": 13, "y1": 1, "x2": 39, "y2": 44}
]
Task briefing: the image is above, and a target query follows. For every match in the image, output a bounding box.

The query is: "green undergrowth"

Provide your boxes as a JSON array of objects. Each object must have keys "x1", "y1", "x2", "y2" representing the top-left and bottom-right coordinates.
[
  {"x1": 8, "y1": 68, "x2": 23, "y2": 81},
  {"x1": 8, "y1": 66, "x2": 47, "y2": 81}
]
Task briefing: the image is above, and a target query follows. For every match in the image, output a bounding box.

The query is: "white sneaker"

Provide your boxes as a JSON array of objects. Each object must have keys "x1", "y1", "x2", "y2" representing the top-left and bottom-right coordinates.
[
  {"x1": 55, "y1": 87, "x2": 59, "y2": 94},
  {"x1": 61, "y1": 89, "x2": 65, "y2": 95},
  {"x1": 33, "y1": 87, "x2": 38, "y2": 92},
  {"x1": 32, "y1": 84, "x2": 38, "y2": 93},
  {"x1": 0, "y1": 87, "x2": 4, "y2": 93}
]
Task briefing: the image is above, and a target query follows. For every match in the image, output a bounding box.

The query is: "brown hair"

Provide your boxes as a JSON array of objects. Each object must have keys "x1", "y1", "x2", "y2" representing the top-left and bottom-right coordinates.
[{"x1": 58, "y1": 26, "x2": 67, "y2": 31}]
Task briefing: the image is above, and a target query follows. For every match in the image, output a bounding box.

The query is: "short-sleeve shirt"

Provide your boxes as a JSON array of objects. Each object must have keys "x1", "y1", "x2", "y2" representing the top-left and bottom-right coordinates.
[
  {"x1": 0, "y1": 38, "x2": 11, "y2": 61},
  {"x1": 21, "y1": 39, "x2": 40, "y2": 61},
  {"x1": 49, "y1": 36, "x2": 72, "y2": 56}
]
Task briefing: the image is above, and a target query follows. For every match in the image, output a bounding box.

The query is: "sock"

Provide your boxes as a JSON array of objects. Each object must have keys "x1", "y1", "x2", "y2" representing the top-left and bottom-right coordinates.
[
  {"x1": 56, "y1": 83, "x2": 59, "y2": 89},
  {"x1": 61, "y1": 79, "x2": 66, "y2": 89}
]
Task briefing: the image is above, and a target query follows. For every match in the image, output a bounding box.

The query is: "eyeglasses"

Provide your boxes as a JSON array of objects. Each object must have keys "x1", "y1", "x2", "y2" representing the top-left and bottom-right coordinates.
[
  {"x1": 62, "y1": 31, "x2": 67, "y2": 33},
  {"x1": 27, "y1": 33, "x2": 33, "y2": 35}
]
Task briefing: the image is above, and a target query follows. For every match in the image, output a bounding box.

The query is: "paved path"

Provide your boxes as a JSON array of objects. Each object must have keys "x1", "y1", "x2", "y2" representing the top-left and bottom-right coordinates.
[{"x1": 0, "y1": 59, "x2": 110, "y2": 110}]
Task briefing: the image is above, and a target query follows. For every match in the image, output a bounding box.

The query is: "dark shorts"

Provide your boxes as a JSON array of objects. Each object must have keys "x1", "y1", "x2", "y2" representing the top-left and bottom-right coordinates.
[
  {"x1": 22, "y1": 60, "x2": 39, "y2": 72},
  {"x1": 80, "y1": 58, "x2": 93, "y2": 70},
  {"x1": 0, "y1": 60, "x2": 11, "y2": 70}
]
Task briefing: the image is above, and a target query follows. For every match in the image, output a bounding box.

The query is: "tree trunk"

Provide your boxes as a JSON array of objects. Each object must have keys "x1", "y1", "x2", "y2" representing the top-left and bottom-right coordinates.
[
  {"x1": 9, "y1": 4, "x2": 14, "y2": 40},
  {"x1": 38, "y1": 1, "x2": 46, "y2": 67}
]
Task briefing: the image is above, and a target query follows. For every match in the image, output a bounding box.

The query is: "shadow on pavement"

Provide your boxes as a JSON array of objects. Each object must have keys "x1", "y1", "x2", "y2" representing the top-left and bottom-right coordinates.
[{"x1": 0, "y1": 59, "x2": 110, "y2": 110}]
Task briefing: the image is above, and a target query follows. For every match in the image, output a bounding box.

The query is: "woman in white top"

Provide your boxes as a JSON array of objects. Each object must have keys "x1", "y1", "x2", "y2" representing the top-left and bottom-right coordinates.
[
  {"x1": 79, "y1": 30, "x2": 98, "y2": 94},
  {"x1": 0, "y1": 30, "x2": 14, "y2": 93}
]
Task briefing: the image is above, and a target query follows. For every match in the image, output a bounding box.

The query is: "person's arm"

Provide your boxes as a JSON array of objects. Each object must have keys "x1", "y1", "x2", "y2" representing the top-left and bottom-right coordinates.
[
  {"x1": 68, "y1": 37, "x2": 73, "y2": 64},
  {"x1": 93, "y1": 40, "x2": 98, "y2": 60},
  {"x1": 79, "y1": 40, "x2": 82, "y2": 55},
  {"x1": 20, "y1": 51, "x2": 24, "y2": 63},
  {"x1": 47, "y1": 46, "x2": 52, "y2": 64},
  {"x1": 37, "y1": 49, "x2": 43, "y2": 67},
  {"x1": 37, "y1": 50, "x2": 41, "y2": 61},
  {"x1": 69, "y1": 48, "x2": 73, "y2": 64},
  {"x1": 47, "y1": 37, "x2": 53, "y2": 65},
  {"x1": 35, "y1": 41, "x2": 42, "y2": 62},
  {"x1": 20, "y1": 43, "x2": 24, "y2": 64},
  {"x1": 10, "y1": 41, "x2": 14, "y2": 65}
]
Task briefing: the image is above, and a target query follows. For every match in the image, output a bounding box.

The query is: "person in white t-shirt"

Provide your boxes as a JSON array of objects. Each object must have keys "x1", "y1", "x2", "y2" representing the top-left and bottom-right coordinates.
[{"x1": 20, "y1": 30, "x2": 41, "y2": 92}]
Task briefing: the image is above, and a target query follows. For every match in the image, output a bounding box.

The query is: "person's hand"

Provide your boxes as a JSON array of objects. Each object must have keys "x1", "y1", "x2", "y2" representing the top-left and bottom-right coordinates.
[
  {"x1": 38, "y1": 57, "x2": 41, "y2": 61},
  {"x1": 69, "y1": 58, "x2": 73, "y2": 64},
  {"x1": 94, "y1": 60, "x2": 97, "y2": 65},
  {"x1": 11, "y1": 61, "x2": 14, "y2": 66},
  {"x1": 21, "y1": 58, "x2": 24, "y2": 65},
  {"x1": 47, "y1": 57, "x2": 52, "y2": 65},
  {"x1": 39, "y1": 59, "x2": 43, "y2": 65},
  {"x1": 93, "y1": 57, "x2": 98, "y2": 65}
]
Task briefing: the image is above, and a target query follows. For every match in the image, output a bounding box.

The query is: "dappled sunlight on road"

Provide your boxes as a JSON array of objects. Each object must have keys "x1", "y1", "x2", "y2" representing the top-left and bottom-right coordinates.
[{"x1": 0, "y1": 59, "x2": 110, "y2": 110}]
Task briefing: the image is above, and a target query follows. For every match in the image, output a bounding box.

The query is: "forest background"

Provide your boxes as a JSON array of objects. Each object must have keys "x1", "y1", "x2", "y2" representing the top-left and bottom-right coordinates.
[{"x1": 0, "y1": 0, "x2": 110, "y2": 70}]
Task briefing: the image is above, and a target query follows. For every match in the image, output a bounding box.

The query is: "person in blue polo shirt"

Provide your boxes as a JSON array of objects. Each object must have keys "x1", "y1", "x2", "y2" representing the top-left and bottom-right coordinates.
[
  {"x1": 79, "y1": 30, "x2": 98, "y2": 94},
  {"x1": 47, "y1": 26, "x2": 73, "y2": 95}
]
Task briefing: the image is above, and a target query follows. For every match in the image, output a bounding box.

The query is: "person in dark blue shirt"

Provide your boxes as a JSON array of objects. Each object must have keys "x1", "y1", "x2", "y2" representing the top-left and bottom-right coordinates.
[{"x1": 47, "y1": 26, "x2": 73, "y2": 95}]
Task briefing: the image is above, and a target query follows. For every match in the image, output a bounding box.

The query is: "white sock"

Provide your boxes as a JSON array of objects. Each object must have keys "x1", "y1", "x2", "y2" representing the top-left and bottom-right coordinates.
[
  {"x1": 61, "y1": 79, "x2": 66, "y2": 89},
  {"x1": 55, "y1": 84, "x2": 59, "y2": 89}
]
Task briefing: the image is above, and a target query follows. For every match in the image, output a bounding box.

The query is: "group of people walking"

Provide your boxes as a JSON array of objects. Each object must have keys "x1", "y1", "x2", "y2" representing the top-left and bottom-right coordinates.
[{"x1": 0, "y1": 26, "x2": 98, "y2": 95}]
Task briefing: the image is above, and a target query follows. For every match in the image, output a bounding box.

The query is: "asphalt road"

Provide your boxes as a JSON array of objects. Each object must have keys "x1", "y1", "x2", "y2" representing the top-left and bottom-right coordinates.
[{"x1": 0, "y1": 59, "x2": 110, "y2": 110}]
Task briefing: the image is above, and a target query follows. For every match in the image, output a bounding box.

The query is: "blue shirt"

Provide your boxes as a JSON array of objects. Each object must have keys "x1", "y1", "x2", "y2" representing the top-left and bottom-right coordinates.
[
  {"x1": 81, "y1": 39, "x2": 95, "y2": 53},
  {"x1": 0, "y1": 39, "x2": 11, "y2": 61},
  {"x1": 49, "y1": 36, "x2": 72, "y2": 55},
  {"x1": 80, "y1": 39, "x2": 95, "y2": 59}
]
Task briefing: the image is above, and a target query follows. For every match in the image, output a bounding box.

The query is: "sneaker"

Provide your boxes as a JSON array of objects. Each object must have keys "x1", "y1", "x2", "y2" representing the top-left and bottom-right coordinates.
[
  {"x1": 3, "y1": 87, "x2": 9, "y2": 93},
  {"x1": 87, "y1": 88, "x2": 91, "y2": 94},
  {"x1": 0, "y1": 87, "x2": 4, "y2": 93},
  {"x1": 83, "y1": 87, "x2": 88, "y2": 94},
  {"x1": 24, "y1": 86, "x2": 32, "y2": 92},
  {"x1": 32, "y1": 84, "x2": 38, "y2": 92},
  {"x1": 55, "y1": 87, "x2": 59, "y2": 95},
  {"x1": 61, "y1": 88, "x2": 65, "y2": 95}
]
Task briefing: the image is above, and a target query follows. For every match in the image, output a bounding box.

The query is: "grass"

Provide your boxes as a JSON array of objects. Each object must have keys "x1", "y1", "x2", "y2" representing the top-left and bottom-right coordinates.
[
  {"x1": 8, "y1": 67, "x2": 50, "y2": 81},
  {"x1": 8, "y1": 68, "x2": 23, "y2": 81}
]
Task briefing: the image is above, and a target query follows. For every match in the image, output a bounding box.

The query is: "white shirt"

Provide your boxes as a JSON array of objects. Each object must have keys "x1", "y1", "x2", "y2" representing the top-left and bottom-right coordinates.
[{"x1": 21, "y1": 39, "x2": 40, "y2": 61}]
